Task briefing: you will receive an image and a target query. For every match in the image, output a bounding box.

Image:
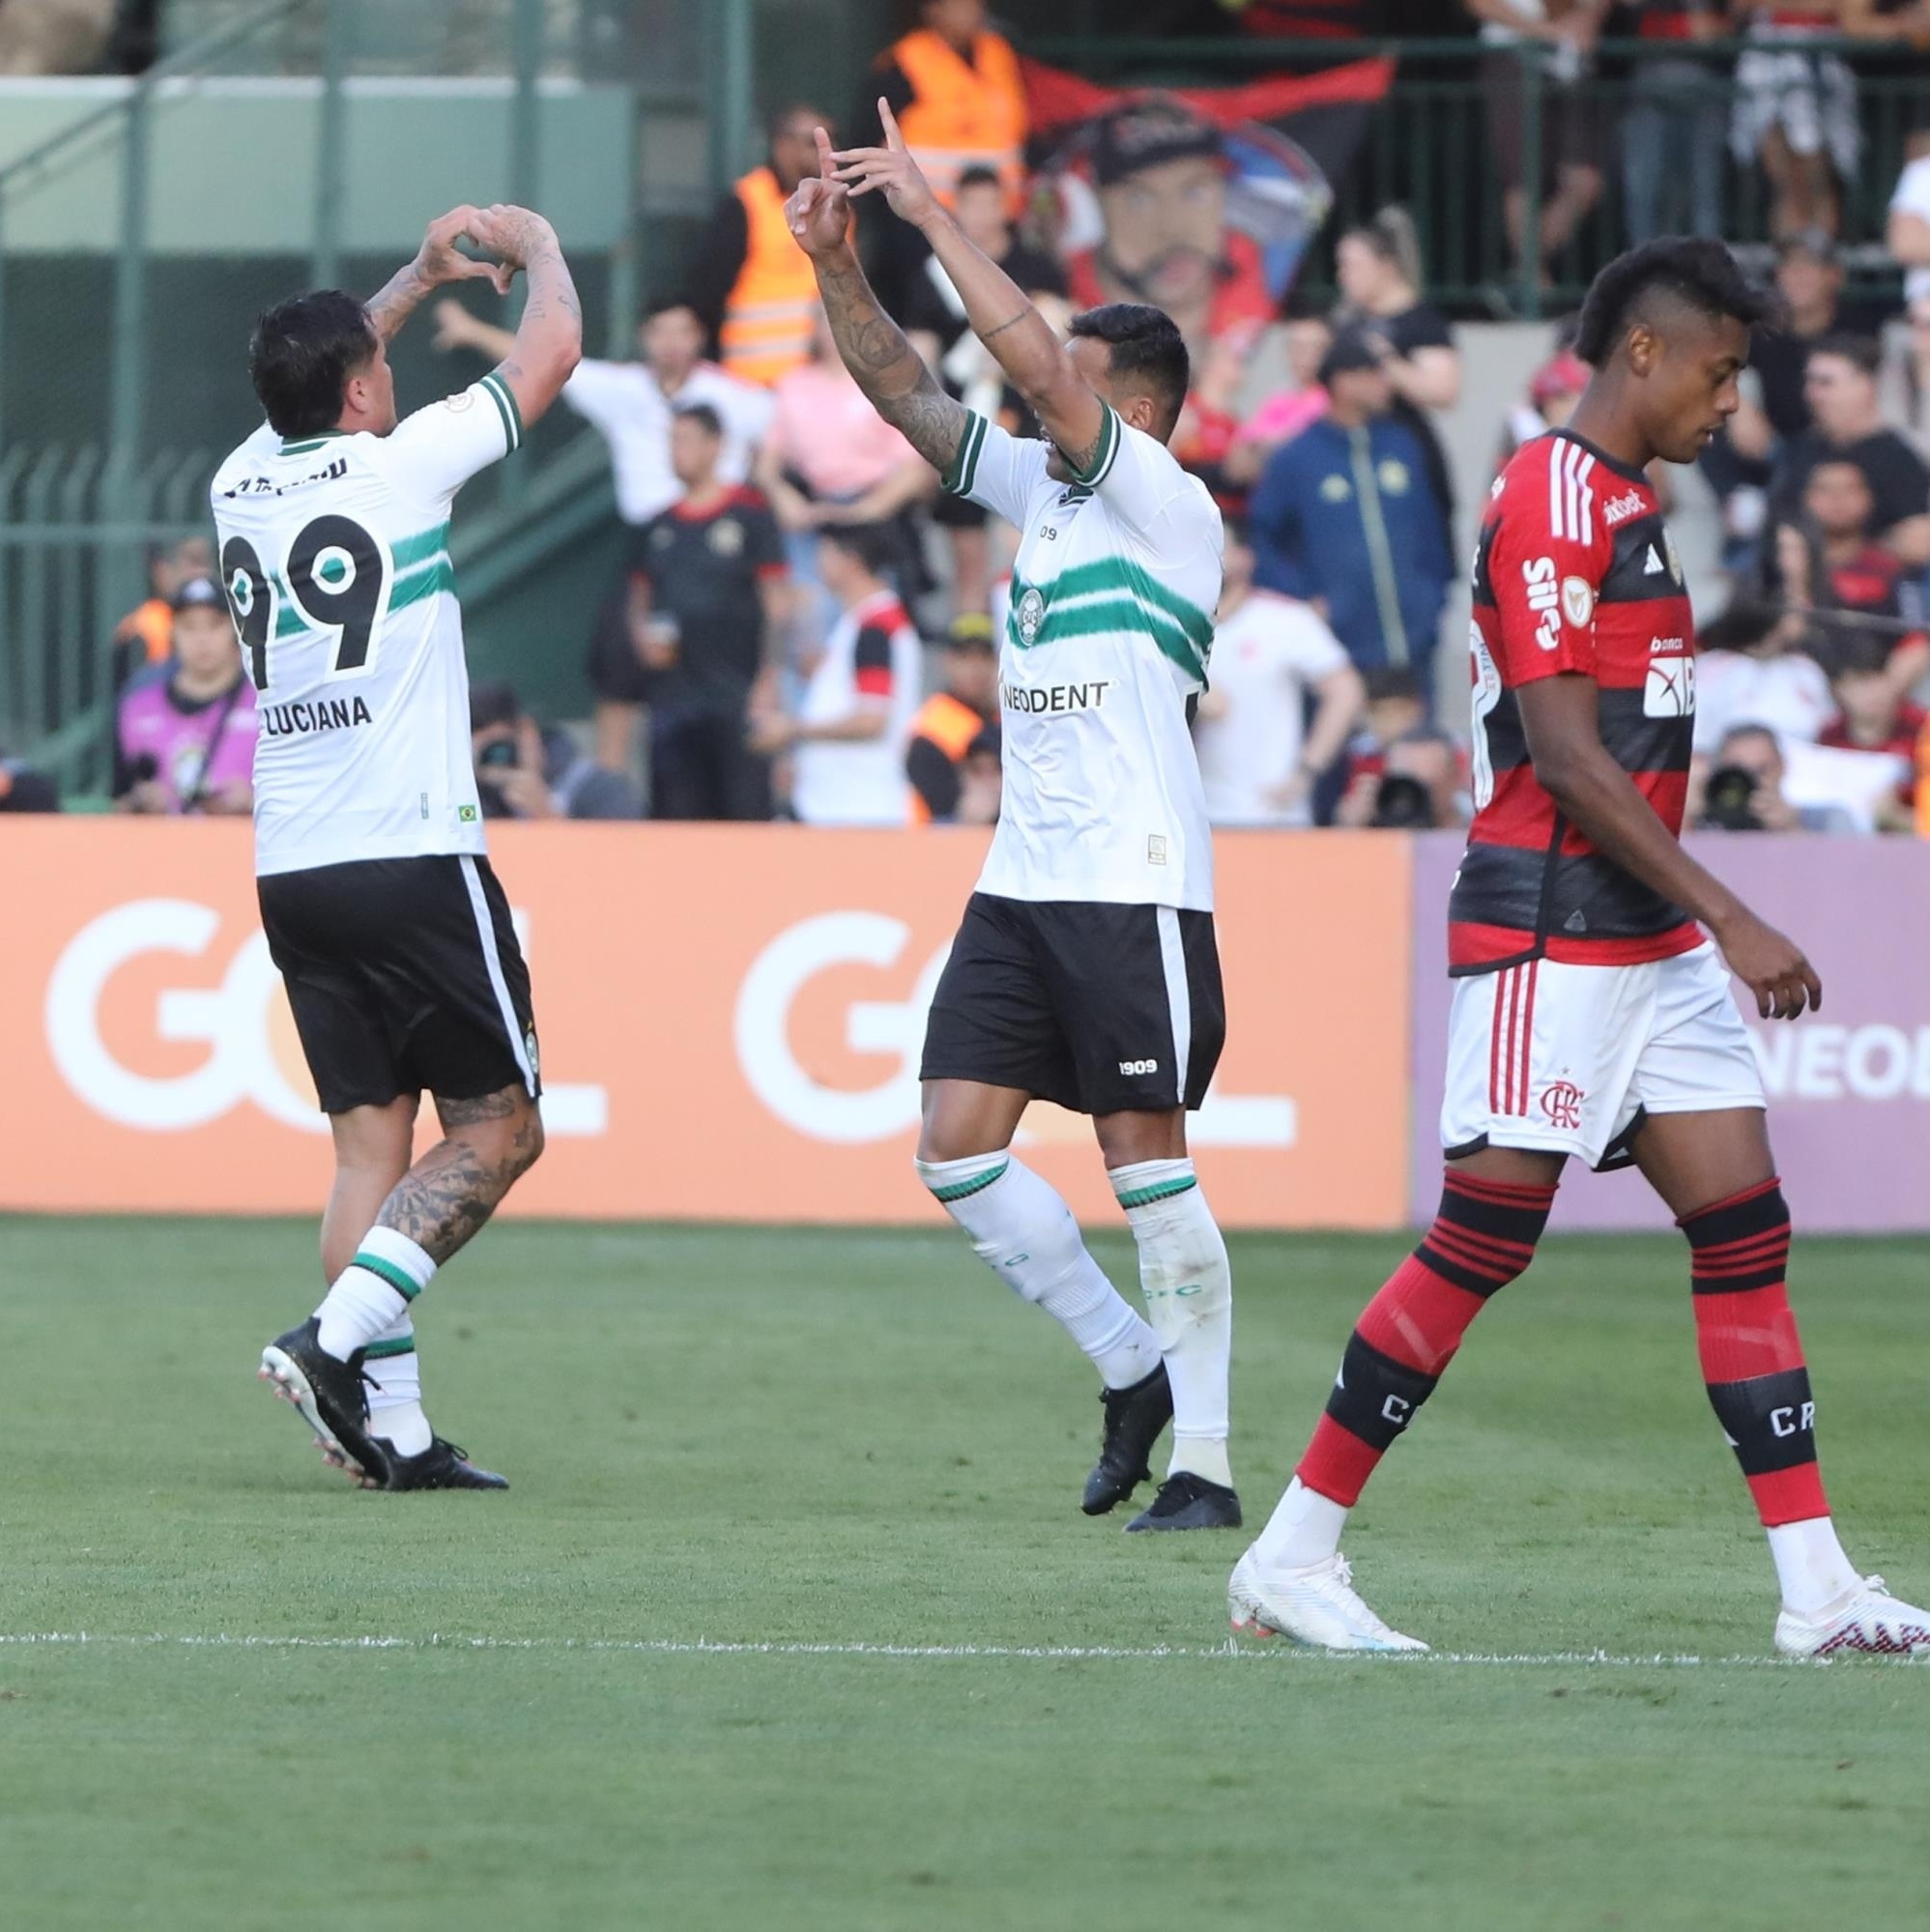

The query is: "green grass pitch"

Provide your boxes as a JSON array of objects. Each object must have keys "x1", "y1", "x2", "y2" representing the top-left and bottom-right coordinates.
[{"x1": 1, "y1": 1215, "x2": 1926, "y2": 1930}]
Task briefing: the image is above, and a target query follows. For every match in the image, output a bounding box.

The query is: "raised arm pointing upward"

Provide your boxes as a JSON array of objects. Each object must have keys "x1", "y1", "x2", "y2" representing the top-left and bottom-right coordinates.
[{"x1": 789, "y1": 105, "x2": 1138, "y2": 482}]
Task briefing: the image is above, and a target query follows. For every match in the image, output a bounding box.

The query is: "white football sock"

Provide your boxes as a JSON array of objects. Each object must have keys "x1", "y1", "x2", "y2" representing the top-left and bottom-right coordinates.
[
  {"x1": 1110, "y1": 1159, "x2": 1232, "y2": 1487},
  {"x1": 916, "y1": 1150, "x2": 1163, "y2": 1390},
  {"x1": 1768, "y1": 1514, "x2": 1862, "y2": 1617},
  {"x1": 313, "y1": 1226, "x2": 437, "y2": 1363},
  {"x1": 1253, "y1": 1477, "x2": 1349, "y2": 1575},
  {"x1": 362, "y1": 1312, "x2": 432, "y2": 1458}
]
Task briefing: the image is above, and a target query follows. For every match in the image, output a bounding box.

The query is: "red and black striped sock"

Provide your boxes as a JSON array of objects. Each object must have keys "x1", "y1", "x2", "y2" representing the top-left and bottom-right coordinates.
[
  {"x1": 1296, "y1": 1169, "x2": 1557, "y2": 1507},
  {"x1": 1680, "y1": 1179, "x2": 1828, "y2": 1527}
]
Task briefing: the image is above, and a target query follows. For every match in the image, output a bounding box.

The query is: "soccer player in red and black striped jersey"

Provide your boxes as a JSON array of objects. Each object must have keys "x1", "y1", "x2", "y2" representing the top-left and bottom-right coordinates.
[{"x1": 1229, "y1": 239, "x2": 1930, "y2": 1658}]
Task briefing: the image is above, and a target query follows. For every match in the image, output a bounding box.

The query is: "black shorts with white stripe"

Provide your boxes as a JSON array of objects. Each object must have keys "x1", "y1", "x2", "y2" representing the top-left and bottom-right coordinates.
[
  {"x1": 920, "y1": 893, "x2": 1225, "y2": 1116},
  {"x1": 257, "y1": 853, "x2": 540, "y2": 1116}
]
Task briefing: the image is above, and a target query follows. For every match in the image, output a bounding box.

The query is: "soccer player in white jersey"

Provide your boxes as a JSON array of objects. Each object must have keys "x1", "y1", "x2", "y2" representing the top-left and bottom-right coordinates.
[
  {"x1": 212, "y1": 205, "x2": 583, "y2": 1491},
  {"x1": 792, "y1": 109, "x2": 1241, "y2": 1531}
]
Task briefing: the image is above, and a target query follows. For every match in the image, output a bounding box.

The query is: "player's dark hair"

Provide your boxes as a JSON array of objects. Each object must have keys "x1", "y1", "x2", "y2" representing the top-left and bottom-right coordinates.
[
  {"x1": 1572, "y1": 239, "x2": 1779, "y2": 368},
  {"x1": 1067, "y1": 303, "x2": 1191, "y2": 440},
  {"x1": 673, "y1": 402, "x2": 724, "y2": 440},
  {"x1": 1808, "y1": 332, "x2": 1881, "y2": 379},
  {"x1": 248, "y1": 289, "x2": 378, "y2": 438},
  {"x1": 644, "y1": 295, "x2": 701, "y2": 324},
  {"x1": 956, "y1": 164, "x2": 1003, "y2": 196},
  {"x1": 819, "y1": 521, "x2": 900, "y2": 578}
]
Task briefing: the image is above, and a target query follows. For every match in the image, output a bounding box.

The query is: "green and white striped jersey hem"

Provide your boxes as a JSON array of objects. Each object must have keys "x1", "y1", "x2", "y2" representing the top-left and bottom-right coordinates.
[
  {"x1": 1004, "y1": 556, "x2": 1214, "y2": 683},
  {"x1": 1067, "y1": 401, "x2": 1122, "y2": 489},
  {"x1": 477, "y1": 371, "x2": 524, "y2": 454},
  {"x1": 941, "y1": 410, "x2": 992, "y2": 499}
]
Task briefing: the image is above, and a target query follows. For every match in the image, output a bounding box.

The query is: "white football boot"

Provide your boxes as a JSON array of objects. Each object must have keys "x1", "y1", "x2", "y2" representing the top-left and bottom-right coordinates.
[
  {"x1": 1775, "y1": 1577, "x2": 1930, "y2": 1659},
  {"x1": 1227, "y1": 1547, "x2": 1428, "y2": 1652}
]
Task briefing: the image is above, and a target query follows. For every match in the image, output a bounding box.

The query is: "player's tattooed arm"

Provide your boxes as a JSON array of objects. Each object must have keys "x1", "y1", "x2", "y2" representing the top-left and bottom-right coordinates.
[
  {"x1": 814, "y1": 250, "x2": 967, "y2": 476},
  {"x1": 465, "y1": 205, "x2": 584, "y2": 431},
  {"x1": 365, "y1": 205, "x2": 508, "y2": 345}
]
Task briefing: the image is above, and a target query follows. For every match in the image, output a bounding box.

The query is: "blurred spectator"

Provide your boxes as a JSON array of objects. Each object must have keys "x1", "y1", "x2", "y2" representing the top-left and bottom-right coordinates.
[
  {"x1": 755, "y1": 307, "x2": 934, "y2": 638},
  {"x1": 1065, "y1": 99, "x2": 1274, "y2": 371},
  {"x1": 1248, "y1": 330, "x2": 1453, "y2": 692},
  {"x1": 470, "y1": 681, "x2": 643, "y2": 822},
  {"x1": 114, "y1": 533, "x2": 214, "y2": 689},
  {"x1": 1692, "y1": 598, "x2": 1834, "y2": 754},
  {"x1": 112, "y1": 577, "x2": 256, "y2": 817},
  {"x1": 1772, "y1": 459, "x2": 1930, "y2": 691},
  {"x1": 1191, "y1": 517, "x2": 1364, "y2": 826},
  {"x1": 1337, "y1": 665, "x2": 1429, "y2": 808},
  {"x1": 1337, "y1": 726, "x2": 1469, "y2": 829},
  {"x1": 1224, "y1": 304, "x2": 1332, "y2": 488},
  {"x1": 1728, "y1": 232, "x2": 1878, "y2": 464},
  {"x1": 1887, "y1": 130, "x2": 1930, "y2": 311},
  {"x1": 1729, "y1": 2, "x2": 1862, "y2": 240},
  {"x1": 751, "y1": 525, "x2": 923, "y2": 827},
  {"x1": 1622, "y1": 0, "x2": 1729, "y2": 245},
  {"x1": 855, "y1": 0, "x2": 1026, "y2": 210},
  {"x1": 627, "y1": 406, "x2": 788, "y2": 822},
  {"x1": 1700, "y1": 723, "x2": 1856, "y2": 831},
  {"x1": 1212, "y1": 0, "x2": 1391, "y2": 35},
  {"x1": 903, "y1": 164, "x2": 1066, "y2": 614},
  {"x1": 1333, "y1": 208, "x2": 1459, "y2": 522},
  {"x1": 907, "y1": 615, "x2": 1001, "y2": 823},
  {"x1": 0, "y1": 0, "x2": 113, "y2": 73},
  {"x1": 1818, "y1": 639, "x2": 1926, "y2": 828},
  {"x1": 686, "y1": 101, "x2": 832, "y2": 389},
  {"x1": 0, "y1": 755, "x2": 59, "y2": 811},
  {"x1": 1468, "y1": 0, "x2": 1608, "y2": 283},
  {"x1": 1498, "y1": 346, "x2": 1591, "y2": 465},
  {"x1": 851, "y1": 0, "x2": 1027, "y2": 310},
  {"x1": 436, "y1": 295, "x2": 772, "y2": 774},
  {"x1": 1768, "y1": 336, "x2": 1930, "y2": 568}
]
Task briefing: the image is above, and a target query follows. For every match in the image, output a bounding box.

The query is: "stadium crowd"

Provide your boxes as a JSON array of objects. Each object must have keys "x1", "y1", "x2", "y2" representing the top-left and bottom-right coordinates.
[{"x1": 7, "y1": 0, "x2": 1930, "y2": 837}]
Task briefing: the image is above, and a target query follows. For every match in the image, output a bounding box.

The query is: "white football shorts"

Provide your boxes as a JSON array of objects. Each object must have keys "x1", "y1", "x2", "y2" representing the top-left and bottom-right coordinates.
[{"x1": 1440, "y1": 940, "x2": 1766, "y2": 1170}]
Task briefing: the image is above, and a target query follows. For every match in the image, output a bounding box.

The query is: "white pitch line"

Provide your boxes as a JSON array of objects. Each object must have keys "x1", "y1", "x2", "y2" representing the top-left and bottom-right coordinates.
[{"x1": 0, "y1": 1631, "x2": 1913, "y2": 1668}]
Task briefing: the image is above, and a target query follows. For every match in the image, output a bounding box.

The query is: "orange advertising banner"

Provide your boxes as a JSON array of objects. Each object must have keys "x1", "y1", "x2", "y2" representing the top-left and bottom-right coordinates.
[{"x1": 0, "y1": 820, "x2": 1412, "y2": 1227}]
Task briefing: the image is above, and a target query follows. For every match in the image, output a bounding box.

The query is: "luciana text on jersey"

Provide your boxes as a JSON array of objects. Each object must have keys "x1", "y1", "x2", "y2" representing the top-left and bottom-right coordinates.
[
  {"x1": 210, "y1": 374, "x2": 523, "y2": 879},
  {"x1": 942, "y1": 401, "x2": 1224, "y2": 911}
]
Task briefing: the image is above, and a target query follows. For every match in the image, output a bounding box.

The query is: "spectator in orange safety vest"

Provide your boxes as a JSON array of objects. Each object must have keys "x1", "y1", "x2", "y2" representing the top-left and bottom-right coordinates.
[
  {"x1": 906, "y1": 615, "x2": 1001, "y2": 824},
  {"x1": 687, "y1": 101, "x2": 833, "y2": 389}
]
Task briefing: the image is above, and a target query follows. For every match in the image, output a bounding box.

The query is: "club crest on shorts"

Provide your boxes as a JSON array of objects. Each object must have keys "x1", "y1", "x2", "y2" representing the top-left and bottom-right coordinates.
[
  {"x1": 1015, "y1": 586, "x2": 1047, "y2": 646},
  {"x1": 524, "y1": 1028, "x2": 541, "y2": 1083},
  {"x1": 1540, "y1": 1080, "x2": 1585, "y2": 1130}
]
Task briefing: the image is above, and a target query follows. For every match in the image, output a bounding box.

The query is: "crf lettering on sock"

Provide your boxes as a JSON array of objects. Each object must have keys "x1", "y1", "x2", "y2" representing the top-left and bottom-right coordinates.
[{"x1": 1295, "y1": 1168, "x2": 1554, "y2": 1510}]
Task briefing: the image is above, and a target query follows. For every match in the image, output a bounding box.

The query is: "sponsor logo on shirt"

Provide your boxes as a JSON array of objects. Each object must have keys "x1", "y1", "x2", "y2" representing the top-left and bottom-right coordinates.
[
  {"x1": 1522, "y1": 556, "x2": 1561, "y2": 651},
  {"x1": 259, "y1": 695, "x2": 375, "y2": 737},
  {"x1": 1561, "y1": 575, "x2": 1595, "y2": 627},
  {"x1": 1603, "y1": 489, "x2": 1646, "y2": 526},
  {"x1": 1001, "y1": 678, "x2": 1111, "y2": 715}
]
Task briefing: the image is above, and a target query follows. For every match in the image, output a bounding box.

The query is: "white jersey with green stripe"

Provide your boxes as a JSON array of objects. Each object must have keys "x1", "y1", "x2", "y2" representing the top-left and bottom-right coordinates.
[
  {"x1": 210, "y1": 374, "x2": 523, "y2": 877},
  {"x1": 942, "y1": 400, "x2": 1223, "y2": 909}
]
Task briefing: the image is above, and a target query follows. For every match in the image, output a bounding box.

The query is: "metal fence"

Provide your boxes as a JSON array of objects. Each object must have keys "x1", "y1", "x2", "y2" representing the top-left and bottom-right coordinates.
[{"x1": 1028, "y1": 35, "x2": 1923, "y2": 316}]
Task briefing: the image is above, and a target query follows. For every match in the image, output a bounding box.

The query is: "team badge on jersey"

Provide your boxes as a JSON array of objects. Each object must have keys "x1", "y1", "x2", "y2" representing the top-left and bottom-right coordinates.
[
  {"x1": 707, "y1": 518, "x2": 744, "y2": 558},
  {"x1": 1376, "y1": 458, "x2": 1410, "y2": 494},
  {"x1": 1016, "y1": 586, "x2": 1047, "y2": 646}
]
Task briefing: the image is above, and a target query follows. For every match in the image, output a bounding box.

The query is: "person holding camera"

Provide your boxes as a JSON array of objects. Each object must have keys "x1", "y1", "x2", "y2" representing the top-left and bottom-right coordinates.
[
  {"x1": 1334, "y1": 725, "x2": 1467, "y2": 829},
  {"x1": 113, "y1": 576, "x2": 258, "y2": 816},
  {"x1": 471, "y1": 681, "x2": 643, "y2": 822},
  {"x1": 1699, "y1": 723, "x2": 1854, "y2": 833}
]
